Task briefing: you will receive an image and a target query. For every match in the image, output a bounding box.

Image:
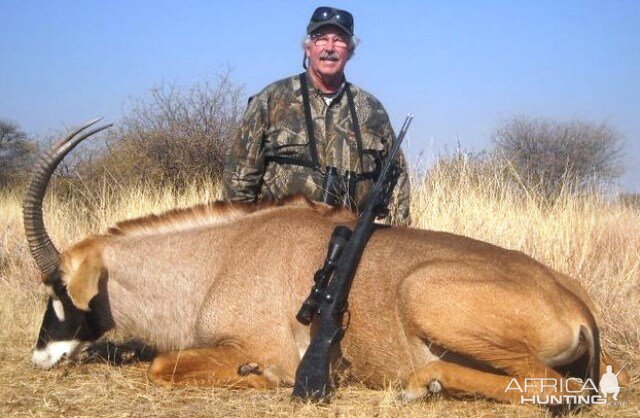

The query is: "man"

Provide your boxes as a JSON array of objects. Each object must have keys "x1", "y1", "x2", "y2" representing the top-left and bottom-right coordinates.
[{"x1": 223, "y1": 6, "x2": 410, "y2": 224}]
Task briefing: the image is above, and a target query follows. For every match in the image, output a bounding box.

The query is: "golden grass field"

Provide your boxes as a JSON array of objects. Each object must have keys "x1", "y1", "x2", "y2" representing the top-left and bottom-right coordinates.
[{"x1": 1, "y1": 168, "x2": 638, "y2": 417}]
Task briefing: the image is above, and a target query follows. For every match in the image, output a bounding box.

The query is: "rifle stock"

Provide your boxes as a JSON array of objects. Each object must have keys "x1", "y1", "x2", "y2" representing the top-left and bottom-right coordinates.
[
  {"x1": 292, "y1": 114, "x2": 414, "y2": 401},
  {"x1": 292, "y1": 315, "x2": 344, "y2": 400}
]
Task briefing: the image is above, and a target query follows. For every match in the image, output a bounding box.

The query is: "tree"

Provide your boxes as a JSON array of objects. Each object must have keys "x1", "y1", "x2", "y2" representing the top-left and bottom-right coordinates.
[
  {"x1": 492, "y1": 116, "x2": 624, "y2": 198},
  {"x1": 0, "y1": 119, "x2": 37, "y2": 187}
]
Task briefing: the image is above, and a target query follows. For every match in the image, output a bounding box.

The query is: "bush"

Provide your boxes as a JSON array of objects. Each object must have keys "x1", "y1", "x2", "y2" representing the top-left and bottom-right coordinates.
[
  {"x1": 492, "y1": 116, "x2": 624, "y2": 199},
  {"x1": 76, "y1": 72, "x2": 244, "y2": 190}
]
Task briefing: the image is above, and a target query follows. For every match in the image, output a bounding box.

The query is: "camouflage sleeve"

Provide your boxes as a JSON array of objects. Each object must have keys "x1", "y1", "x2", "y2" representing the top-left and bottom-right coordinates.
[
  {"x1": 380, "y1": 117, "x2": 412, "y2": 226},
  {"x1": 222, "y1": 94, "x2": 268, "y2": 202}
]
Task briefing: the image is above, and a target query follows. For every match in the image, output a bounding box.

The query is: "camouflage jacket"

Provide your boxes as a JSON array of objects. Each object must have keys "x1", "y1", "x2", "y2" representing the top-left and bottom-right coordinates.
[{"x1": 222, "y1": 72, "x2": 411, "y2": 224}]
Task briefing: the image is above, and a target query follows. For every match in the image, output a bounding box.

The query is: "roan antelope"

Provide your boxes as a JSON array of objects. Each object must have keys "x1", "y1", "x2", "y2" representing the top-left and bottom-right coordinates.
[{"x1": 25, "y1": 120, "x2": 626, "y2": 411}]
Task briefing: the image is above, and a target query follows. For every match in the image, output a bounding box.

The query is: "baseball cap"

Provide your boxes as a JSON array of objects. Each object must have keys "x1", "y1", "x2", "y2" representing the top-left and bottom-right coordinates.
[{"x1": 306, "y1": 6, "x2": 354, "y2": 36}]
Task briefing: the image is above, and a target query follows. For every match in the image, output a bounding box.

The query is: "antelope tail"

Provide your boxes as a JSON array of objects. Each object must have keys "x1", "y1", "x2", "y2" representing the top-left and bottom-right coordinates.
[{"x1": 579, "y1": 324, "x2": 601, "y2": 391}]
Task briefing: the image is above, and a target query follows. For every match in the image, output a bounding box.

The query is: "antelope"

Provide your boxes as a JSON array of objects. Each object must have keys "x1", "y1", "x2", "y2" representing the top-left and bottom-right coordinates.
[{"x1": 25, "y1": 119, "x2": 625, "y2": 409}]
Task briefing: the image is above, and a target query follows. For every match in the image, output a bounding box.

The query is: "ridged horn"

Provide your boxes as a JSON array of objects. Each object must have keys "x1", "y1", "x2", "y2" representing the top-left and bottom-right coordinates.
[{"x1": 22, "y1": 118, "x2": 113, "y2": 283}]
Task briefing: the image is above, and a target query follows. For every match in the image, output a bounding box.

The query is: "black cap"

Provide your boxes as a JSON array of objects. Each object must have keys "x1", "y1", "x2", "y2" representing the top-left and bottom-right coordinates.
[{"x1": 307, "y1": 6, "x2": 354, "y2": 36}]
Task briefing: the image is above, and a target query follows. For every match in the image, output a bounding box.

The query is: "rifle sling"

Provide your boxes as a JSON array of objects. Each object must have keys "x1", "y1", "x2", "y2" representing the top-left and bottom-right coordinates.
[{"x1": 298, "y1": 72, "x2": 321, "y2": 170}]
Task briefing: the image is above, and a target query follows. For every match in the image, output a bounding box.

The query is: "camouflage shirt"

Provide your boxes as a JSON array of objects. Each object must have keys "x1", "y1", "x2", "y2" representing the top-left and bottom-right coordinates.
[{"x1": 222, "y1": 72, "x2": 411, "y2": 224}]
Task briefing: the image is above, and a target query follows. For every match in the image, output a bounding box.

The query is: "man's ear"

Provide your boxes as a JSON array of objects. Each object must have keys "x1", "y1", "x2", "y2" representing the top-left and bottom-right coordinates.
[{"x1": 304, "y1": 40, "x2": 313, "y2": 58}]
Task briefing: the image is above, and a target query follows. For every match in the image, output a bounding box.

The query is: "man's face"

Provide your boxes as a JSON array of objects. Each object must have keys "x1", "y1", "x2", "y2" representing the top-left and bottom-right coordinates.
[{"x1": 305, "y1": 26, "x2": 351, "y2": 79}]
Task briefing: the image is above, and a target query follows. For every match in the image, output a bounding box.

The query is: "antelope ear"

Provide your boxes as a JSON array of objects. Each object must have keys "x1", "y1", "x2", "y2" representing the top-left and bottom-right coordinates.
[{"x1": 65, "y1": 257, "x2": 103, "y2": 311}]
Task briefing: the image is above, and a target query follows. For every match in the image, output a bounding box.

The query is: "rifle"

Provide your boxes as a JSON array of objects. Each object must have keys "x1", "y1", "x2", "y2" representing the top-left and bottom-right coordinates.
[{"x1": 292, "y1": 114, "x2": 414, "y2": 401}]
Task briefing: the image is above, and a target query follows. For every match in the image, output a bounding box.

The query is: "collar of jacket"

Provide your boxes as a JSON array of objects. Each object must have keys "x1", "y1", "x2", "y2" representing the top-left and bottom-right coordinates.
[{"x1": 304, "y1": 71, "x2": 347, "y2": 99}]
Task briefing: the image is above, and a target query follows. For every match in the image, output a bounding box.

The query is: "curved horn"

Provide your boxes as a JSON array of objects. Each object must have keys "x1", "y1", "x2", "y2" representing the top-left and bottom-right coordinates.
[{"x1": 23, "y1": 118, "x2": 113, "y2": 283}]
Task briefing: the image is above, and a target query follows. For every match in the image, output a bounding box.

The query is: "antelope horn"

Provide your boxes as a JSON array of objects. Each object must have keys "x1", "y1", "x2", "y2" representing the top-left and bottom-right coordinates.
[{"x1": 22, "y1": 118, "x2": 112, "y2": 283}]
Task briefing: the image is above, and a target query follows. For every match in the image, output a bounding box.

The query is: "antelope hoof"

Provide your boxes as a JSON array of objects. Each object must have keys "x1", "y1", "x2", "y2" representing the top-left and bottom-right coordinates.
[
  {"x1": 399, "y1": 379, "x2": 443, "y2": 404},
  {"x1": 238, "y1": 362, "x2": 262, "y2": 376},
  {"x1": 428, "y1": 379, "x2": 443, "y2": 394}
]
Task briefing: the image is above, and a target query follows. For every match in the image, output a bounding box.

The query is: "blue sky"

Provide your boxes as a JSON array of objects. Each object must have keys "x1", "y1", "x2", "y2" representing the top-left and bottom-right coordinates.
[{"x1": 2, "y1": 1, "x2": 639, "y2": 191}]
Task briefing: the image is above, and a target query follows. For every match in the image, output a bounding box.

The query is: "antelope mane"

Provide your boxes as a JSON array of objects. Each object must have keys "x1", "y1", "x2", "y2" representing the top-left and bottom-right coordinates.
[{"x1": 107, "y1": 194, "x2": 352, "y2": 238}]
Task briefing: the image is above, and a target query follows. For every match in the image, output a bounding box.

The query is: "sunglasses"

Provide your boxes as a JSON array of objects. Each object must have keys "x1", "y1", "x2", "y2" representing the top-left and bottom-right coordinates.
[{"x1": 310, "y1": 7, "x2": 354, "y2": 34}]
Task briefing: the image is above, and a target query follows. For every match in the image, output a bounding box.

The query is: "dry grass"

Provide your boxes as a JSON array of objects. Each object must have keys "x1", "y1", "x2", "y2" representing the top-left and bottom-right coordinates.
[{"x1": 1, "y1": 170, "x2": 638, "y2": 417}]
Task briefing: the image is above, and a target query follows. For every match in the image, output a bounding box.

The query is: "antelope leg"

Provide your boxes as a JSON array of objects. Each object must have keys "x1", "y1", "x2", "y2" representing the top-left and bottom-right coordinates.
[
  {"x1": 147, "y1": 346, "x2": 280, "y2": 388},
  {"x1": 400, "y1": 359, "x2": 571, "y2": 404}
]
